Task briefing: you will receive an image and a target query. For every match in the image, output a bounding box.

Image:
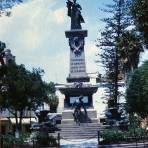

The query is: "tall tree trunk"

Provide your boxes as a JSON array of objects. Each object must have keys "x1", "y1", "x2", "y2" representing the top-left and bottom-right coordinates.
[
  {"x1": 14, "y1": 110, "x2": 20, "y2": 138},
  {"x1": 19, "y1": 110, "x2": 23, "y2": 133},
  {"x1": 114, "y1": 0, "x2": 122, "y2": 108},
  {"x1": 114, "y1": 48, "x2": 119, "y2": 108}
]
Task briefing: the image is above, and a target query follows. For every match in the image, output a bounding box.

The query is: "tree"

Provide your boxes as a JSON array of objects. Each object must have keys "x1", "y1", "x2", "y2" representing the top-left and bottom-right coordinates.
[
  {"x1": 0, "y1": 41, "x2": 7, "y2": 74},
  {"x1": 118, "y1": 30, "x2": 143, "y2": 76},
  {"x1": 48, "y1": 94, "x2": 59, "y2": 113},
  {"x1": 45, "y1": 82, "x2": 56, "y2": 94},
  {"x1": 130, "y1": 0, "x2": 148, "y2": 47},
  {"x1": 0, "y1": 63, "x2": 49, "y2": 134},
  {"x1": 126, "y1": 61, "x2": 148, "y2": 119},
  {"x1": 97, "y1": 0, "x2": 143, "y2": 123},
  {"x1": 0, "y1": 41, "x2": 8, "y2": 98},
  {"x1": 0, "y1": 41, "x2": 6, "y2": 65},
  {"x1": 44, "y1": 82, "x2": 59, "y2": 113},
  {"x1": 0, "y1": 0, "x2": 24, "y2": 16},
  {"x1": 97, "y1": 0, "x2": 131, "y2": 115}
]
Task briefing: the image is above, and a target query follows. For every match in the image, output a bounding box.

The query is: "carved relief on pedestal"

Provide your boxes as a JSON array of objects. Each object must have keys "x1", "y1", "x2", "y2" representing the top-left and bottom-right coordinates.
[{"x1": 69, "y1": 37, "x2": 84, "y2": 57}]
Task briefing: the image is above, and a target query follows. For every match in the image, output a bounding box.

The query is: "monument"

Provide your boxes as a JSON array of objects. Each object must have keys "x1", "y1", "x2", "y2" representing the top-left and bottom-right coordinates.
[
  {"x1": 58, "y1": 0, "x2": 100, "y2": 139},
  {"x1": 66, "y1": 0, "x2": 89, "y2": 83},
  {"x1": 59, "y1": 0, "x2": 98, "y2": 109}
]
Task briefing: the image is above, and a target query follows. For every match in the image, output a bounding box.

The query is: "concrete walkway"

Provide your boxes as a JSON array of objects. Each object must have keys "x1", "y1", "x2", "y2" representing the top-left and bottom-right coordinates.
[
  {"x1": 60, "y1": 138, "x2": 98, "y2": 148},
  {"x1": 60, "y1": 139, "x2": 148, "y2": 148}
]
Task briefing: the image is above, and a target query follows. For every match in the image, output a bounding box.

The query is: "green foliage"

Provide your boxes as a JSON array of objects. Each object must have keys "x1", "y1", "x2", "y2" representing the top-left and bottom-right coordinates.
[
  {"x1": 1, "y1": 64, "x2": 46, "y2": 110},
  {"x1": 42, "y1": 82, "x2": 59, "y2": 112},
  {"x1": 2, "y1": 134, "x2": 15, "y2": 147},
  {"x1": 97, "y1": 0, "x2": 138, "y2": 119},
  {"x1": 0, "y1": 133, "x2": 30, "y2": 148},
  {"x1": 129, "y1": 115, "x2": 140, "y2": 128},
  {"x1": 48, "y1": 94, "x2": 59, "y2": 113},
  {"x1": 0, "y1": 63, "x2": 55, "y2": 132},
  {"x1": 46, "y1": 82, "x2": 56, "y2": 94},
  {"x1": 32, "y1": 131, "x2": 58, "y2": 147},
  {"x1": 130, "y1": 0, "x2": 148, "y2": 46},
  {"x1": 0, "y1": 0, "x2": 24, "y2": 17},
  {"x1": 118, "y1": 30, "x2": 143, "y2": 72},
  {"x1": 37, "y1": 132, "x2": 49, "y2": 146},
  {"x1": 101, "y1": 127, "x2": 148, "y2": 144},
  {"x1": 126, "y1": 61, "x2": 148, "y2": 118},
  {"x1": 97, "y1": 0, "x2": 144, "y2": 123},
  {"x1": 101, "y1": 128, "x2": 124, "y2": 144},
  {"x1": 0, "y1": 41, "x2": 7, "y2": 98},
  {"x1": 126, "y1": 127, "x2": 147, "y2": 138}
]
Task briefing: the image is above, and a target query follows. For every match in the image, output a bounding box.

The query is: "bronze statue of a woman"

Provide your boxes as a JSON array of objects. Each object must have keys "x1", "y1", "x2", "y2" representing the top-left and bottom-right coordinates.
[{"x1": 66, "y1": 0, "x2": 85, "y2": 30}]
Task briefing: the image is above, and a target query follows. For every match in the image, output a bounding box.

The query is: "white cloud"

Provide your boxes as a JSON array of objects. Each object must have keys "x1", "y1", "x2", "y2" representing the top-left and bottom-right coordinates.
[
  {"x1": 53, "y1": 7, "x2": 67, "y2": 25},
  {"x1": 85, "y1": 41, "x2": 102, "y2": 75},
  {"x1": 0, "y1": 0, "x2": 69, "y2": 83},
  {"x1": 85, "y1": 41, "x2": 98, "y2": 58},
  {"x1": 24, "y1": 51, "x2": 69, "y2": 83},
  {"x1": 0, "y1": 0, "x2": 104, "y2": 84}
]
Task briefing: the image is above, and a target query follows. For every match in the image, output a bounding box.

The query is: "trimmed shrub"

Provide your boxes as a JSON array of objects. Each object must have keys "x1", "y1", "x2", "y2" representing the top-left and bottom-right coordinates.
[{"x1": 100, "y1": 127, "x2": 148, "y2": 144}]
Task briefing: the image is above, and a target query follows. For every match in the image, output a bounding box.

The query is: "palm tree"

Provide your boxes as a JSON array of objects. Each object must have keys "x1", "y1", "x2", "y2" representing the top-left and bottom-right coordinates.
[
  {"x1": 47, "y1": 94, "x2": 59, "y2": 113},
  {"x1": 118, "y1": 30, "x2": 143, "y2": 81}
]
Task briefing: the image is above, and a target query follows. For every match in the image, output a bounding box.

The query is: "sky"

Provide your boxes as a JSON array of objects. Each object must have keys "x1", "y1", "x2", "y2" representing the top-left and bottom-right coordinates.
[{"x1": 0, "y1": 0, "x2": 148, "y2": 84}]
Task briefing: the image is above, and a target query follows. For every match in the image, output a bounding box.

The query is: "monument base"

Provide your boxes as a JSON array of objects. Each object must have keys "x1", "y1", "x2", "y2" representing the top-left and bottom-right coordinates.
[
  {"x1": 65, "y1": 29, "x2": 87, "y2": 38},
  {"x1": 67, "y1": 76, "x2": 90, "y2": 83},
  {"x1": 59, "y1": 84, "x2": 98, "y2": 108}
]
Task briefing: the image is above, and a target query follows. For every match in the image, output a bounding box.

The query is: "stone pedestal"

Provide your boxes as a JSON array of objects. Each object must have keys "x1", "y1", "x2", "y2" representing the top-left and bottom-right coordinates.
[
  {"x1": 59, "y1": 84, "x2": 98, "y2": 108},
  {"x1": 58, "y1": 28, "x2": 98, "y2": 108},
  {"x1": 65, "y1": 30, "x2": 90, "y2": 83}
]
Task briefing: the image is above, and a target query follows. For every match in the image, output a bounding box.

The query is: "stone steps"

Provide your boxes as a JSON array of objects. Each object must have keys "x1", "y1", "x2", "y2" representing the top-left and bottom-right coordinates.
[
  {"x1": 61, "y1": 130, "x2": 98, "y2": 139},
  {"x1": 59, "y1": 123, "x2": 104, "y2": 139},
  {"x1": 60, "y1": 128, "x2": 101, "y2": 132},
  {"x1": 59, "y1": 122, "x2": 100, "y2": 126},
  {"x1": 60, "y1": 129, "x2": 101, "y2": 132},
  {"x1": 60, "y1": 108, "x2": 101, "y2": 139},
  {"x1": 61, "y1": 118, "x2": 98, "y2": 124},
  {"x1": 59, "y1": 123, "x2": 102, "y2": 128},
  {"x1": 60, "y1": 125, "x2": 106, "y2": 132},
  {"x1": 59, "y1": 124, "x2": 101, "y2": 128},
  {"x1": 61, "y1": 136, "x2": 97, "y2": 139},
  {"x1": 62, "y1": 109, "x2": 97, "y2": 119}
]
